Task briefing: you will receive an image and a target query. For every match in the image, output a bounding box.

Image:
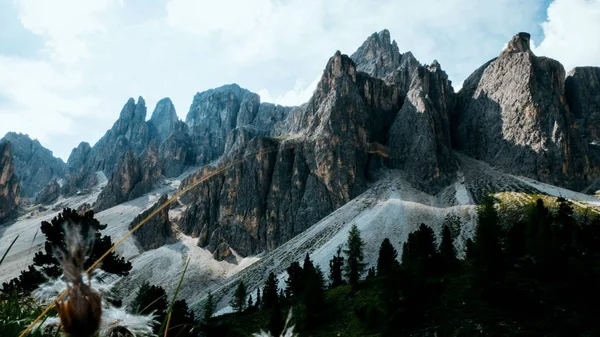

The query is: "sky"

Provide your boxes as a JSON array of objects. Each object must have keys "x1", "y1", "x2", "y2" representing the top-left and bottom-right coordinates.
[{"x1": 0, "y1": 0, "x2": 599, "y2": 161}]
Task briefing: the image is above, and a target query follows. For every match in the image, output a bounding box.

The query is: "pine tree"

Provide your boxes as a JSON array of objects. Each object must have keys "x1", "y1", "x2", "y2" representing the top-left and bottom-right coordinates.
[
  {"x1": 269, "y1": 300, "x2": 283, "y2": 337},
  {"x1": 203, "y1": 291, "x2": 216, "y2": 322},
  {"x1": 402, "y1": 224, "x2": 438, "y2": 276},
  {"x1": 328, "y1": 246, "x2": 345, "y2": 289},
  {"x1": 263, "y1": 272, "x2": 279, "y2": 310},
  {"x1": 130, "y1": 282, "x2": 168, "y2": 332},
  {"x1": 473, "y1": 196, "x2": 503, "y2": 275},
  {"x1": 229, "y1": 281, "x2": 247, "y2": 313},
  {"x1": 377, "y1": 238, "x2": 398, "y2": 276},
  {"x1": 344, "y1": 224, "x2": 366, "y2": 286},
  {"x1": 255, "y1": 288, "x2": 261, "y2": 310},
  {"x1": 4, "y1": 209, "x2": 132, "y2": 294},
  {"x1": 285, "y1": 261, "x2": 304, "y2": 298},
  {"x1": 303, "y1": 265, "x2": 325, "y2": 329},
  {"x1": 168, "y1": 299, "x2": 196, "y2": 337},
  {"x1": 32, "y1": 208, "x2": 131, "y2": 278},
  {"x1": 367, "y1": 266, "x2": 376, "y2": 279},
  {"x1": 247, "y1": 295, "x2": 254, "y2": 311},
  {"x1": 439, "y1": 225, "x2": 457, "y2": 271}
]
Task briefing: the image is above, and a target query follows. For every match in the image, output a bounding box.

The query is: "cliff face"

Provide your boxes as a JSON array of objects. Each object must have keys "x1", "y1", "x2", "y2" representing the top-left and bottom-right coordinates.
[
  {"x1": 36, "y1": 179, "x2": 61, "y2": 205},
  {"x1": 130, "y1": 194, "x2": 176, "y2": 251},
  {"x1": 388, "y1": 62, "x2": 457, "y2": 192},
  {"x1": 351, "y1": 29, "x2": 421, "y2": 98},
  {"x1": 93, "y1": 141, "x2": 162, "y2": 212},
  {"x1": 185, "y1": 84, "x2": 293, "y2": 167},
  {"x1": 0, "y1": 132, "x2": 65, "y2": 198},
  {"x1": 453, "y1": 32, "x2": 591, "y2": 189},
  {"x1": 85, "y1": 97, "x2": 150, "y2": 176},
  {"x1": 565, "y1": 66, "x2": 600, "y2": 191},
  {"x1": 178, "y1": 51, "x2": 402, "y2": 258},
  {"x1": 0, "y1": 142, "x2": 20, "y2": 224}
]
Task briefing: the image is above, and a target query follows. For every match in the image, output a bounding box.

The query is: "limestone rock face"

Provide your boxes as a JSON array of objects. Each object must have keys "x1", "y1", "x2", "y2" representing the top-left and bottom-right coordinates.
[
  {"x1": 1, "y1": 132, "x2": 65, "y2": 198},
  {"x1": 388, "y1": 61, "x2": 457, "y2": 192},
  {"x1": 94, "y1": 141, "x2": 162, "y2": 212},
  {"x1": 453, "y1": 32, "x2": 589, "y2": 189},
  {"x1": 158, "y1": 121, "x2": 194, "y2": 178},
  {"x1": 130, "y1": 194, "x2": 175, "y2": 251},
  {"x1": 566, "y1": 67, "x2": 600, "y2": 143},
  {"x1": 149, "y1": 98, "x2": 179, "y2": 145},
  {"x1": 351, "y1": 29, "x2": 421, "y2": 98},
  {"x1": 0, "y1": 142, "x2": 20, "y2": 224},
  {"x1": 86, "y1": 97, "x2": 150, "y2": 175},
  {"x1": 186, "y1": 84, "x2": 251, "y2": 165},
  {"x1": 185, "y1": 84, "x2": 293, "y2": 166},
  {"x1": 178, "y1": 51, "x2": 402, "y2": 256},
  {"x1": 61, "y1": 142, "x2": 97, "y2": 196},
  {"x1": 66, "y1": 142, "x2": 92, "y2": 173},
  {"x1": 36, "y1": 179, "x2": 61, "y2": 205},
  {"x1": 565, "y1": 66, "x2": 600, "y2": 191},
  {"x1": 93, "y1": 151, "x2": 140, "y2": 212}
]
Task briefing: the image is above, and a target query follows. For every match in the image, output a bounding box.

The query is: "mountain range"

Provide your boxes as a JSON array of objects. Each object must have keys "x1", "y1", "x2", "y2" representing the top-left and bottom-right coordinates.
[{"x1": 1, "y1": 29, "x2": 600, "y2": 314}]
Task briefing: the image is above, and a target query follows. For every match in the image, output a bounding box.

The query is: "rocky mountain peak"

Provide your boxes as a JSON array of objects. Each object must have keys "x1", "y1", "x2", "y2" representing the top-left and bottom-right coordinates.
[
  {"x1": 149, "y1": 97, "x2": 179, "y2": 144},
  {"x1": 453, "y1": 31, "x2": 593, "y2": 189},
  {"x1": 317, "y1": 51, "x2": 357, "y2": 94},
  {"x1": 0, "y1": 132, "x2": 66, "y2": 198},
  {"x1": 66, "y1": 142, "x2": 92, "y2": 172},
  {"x1": 117, "y1": 96, "x2": 147, "y2": 123},
  {"x1": 351, "y1": 29, "x2": 402, "y2": 79},
  {"x1": 503, "y1": 32, "x2": 532, "y2": 54}
]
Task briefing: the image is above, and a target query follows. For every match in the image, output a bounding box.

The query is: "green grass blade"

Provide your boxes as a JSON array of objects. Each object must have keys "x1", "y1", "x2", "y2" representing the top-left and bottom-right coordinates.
[
  {"x1": 159, "y1": 257, "x2": 191, "y2": 336},
  {"x1": 0, "y1": 234, "x2": 19, "y2": 266}
]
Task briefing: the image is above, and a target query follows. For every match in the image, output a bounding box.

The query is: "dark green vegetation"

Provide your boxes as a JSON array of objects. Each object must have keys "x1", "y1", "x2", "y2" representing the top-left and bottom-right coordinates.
[
  {"x1": 209, "y1": 196, "x2": 600, "y2": 336},
  {"x1": 0, "y1": 209, "x2": 132, "y2": 336},
  {"x1": 1, "y1": 208, "x2": 132, "y2": 295},
  {"x1": 2, "y1": 196, "x2": 600, "y2": 336},
  {"x1": 130, "y1": 281, "x2": 197, "y2": 337}
]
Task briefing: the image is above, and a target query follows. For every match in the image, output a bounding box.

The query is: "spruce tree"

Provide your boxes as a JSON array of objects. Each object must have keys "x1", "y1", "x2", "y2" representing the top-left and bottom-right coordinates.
[
  {"x1": 247, "y1": 295, "x2": 254, "y2": 311},
  {"x1": 474, "y1": 196, "x2": 503, "y2": 275},
  {"x1": 203, "y1": 291, "x2": 216, "y2": 322},
  {"x1": 229, "y1": 281, "x2": 247, "y2": 313},
  {"x1": 328, "y1": 246, "x2": 344, "y2": 288},
  {"x1": 130, "y1": 282, "x2": 168, "y2": 332},
  {"x1": 263, "y1": 272, "x2": 279, "y2": 310},
  {"x1": 33, "y1": 208, "x2": 132, "y2": 277},
  {"x1": 377, "y1": 238, "x2": 398, "y2": 276},
  {"x1": 303, "y1": 265, "x2": 325, "y2": 329},
  {"x1": 255, "y1": 288, "x2": 261, "y2": 310},
  {"x1": 269, "y1": 300, "x2": 283, "y2": 337},
  {"x1": 285, "y1": 261, "x2": 304, "y2": 298},
  {"x1": 168, "y1": 299, "x2": 196, "y2": 337},
  {"x1": 344, "y1": 224, "x2": 366, "y2": 286},
  {"x1": 3, "y1": 208, "x2": 132, "y2": 294},
  {"x1": 439, "y1": 225, "x2": 457, "y2": 270}
]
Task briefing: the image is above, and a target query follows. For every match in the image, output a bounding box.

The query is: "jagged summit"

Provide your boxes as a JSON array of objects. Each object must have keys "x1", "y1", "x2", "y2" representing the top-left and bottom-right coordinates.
[
  {"x1": 0, "y1": 132, "x2": 66, "y2": 198},
  {"x1": 149, "y1": 98, "x2": 178, "y2": 144},
  {"x1": 503, "y1": 32, "x2": 532, "y2": 54}
]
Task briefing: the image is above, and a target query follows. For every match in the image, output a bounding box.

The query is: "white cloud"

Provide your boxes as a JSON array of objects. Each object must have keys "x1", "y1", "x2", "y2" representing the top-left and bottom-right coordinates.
[
  {"x1": 532, "y1": 0, "x2": 600, "y2": 71},
  {"x1": 257, "y1": 75, "x2": 320, "y2": 107},
  {"x1": 0, "y1": 0, "x2": 597, "y2": 160}
]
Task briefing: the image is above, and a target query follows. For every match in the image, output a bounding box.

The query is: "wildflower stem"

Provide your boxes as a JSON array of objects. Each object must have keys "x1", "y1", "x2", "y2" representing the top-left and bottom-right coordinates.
[
  {"x1": 0, "y1": 234, "x2": 18, "y2": 266},
  {"x1": 160, "y1": 257, "x2": 191, "y2": 336}
]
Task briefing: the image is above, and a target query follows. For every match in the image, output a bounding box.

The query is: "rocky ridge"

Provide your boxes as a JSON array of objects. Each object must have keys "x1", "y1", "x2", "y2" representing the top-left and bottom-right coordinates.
[
  {"x1": 0, "y1": 132, "x2": 65, "y2": 199},
  {"x1": 4, "y1": 30, "x2": 600, "y2": 262},
  {"x1": 0, "y1": 142, "x2": 21, "y2": 224},
  {"x1": 453, "y1": 32, "x2": 596, "y2": 190}
]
